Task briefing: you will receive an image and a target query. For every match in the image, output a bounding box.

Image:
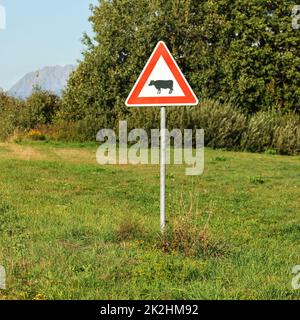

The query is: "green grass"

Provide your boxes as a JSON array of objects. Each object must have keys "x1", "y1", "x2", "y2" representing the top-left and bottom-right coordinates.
[{"x1": 0, "y1": 141, "x2": 300, "y2": 300}]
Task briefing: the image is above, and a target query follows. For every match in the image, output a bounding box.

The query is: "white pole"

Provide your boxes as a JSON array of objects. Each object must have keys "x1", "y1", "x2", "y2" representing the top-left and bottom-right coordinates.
[{"x1": 160, "y1": 107, "x2": 166, "y2": 232}]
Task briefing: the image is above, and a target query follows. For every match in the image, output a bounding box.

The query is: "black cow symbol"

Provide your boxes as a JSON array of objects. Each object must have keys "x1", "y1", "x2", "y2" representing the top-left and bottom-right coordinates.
[{"x1": 149, "y1": 80, "x2": 174, "y2": 94}]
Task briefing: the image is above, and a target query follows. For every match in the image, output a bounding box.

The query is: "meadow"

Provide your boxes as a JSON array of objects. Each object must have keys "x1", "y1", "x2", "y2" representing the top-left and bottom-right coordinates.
[{"x1": 0, "y1": 141, "x2": 299, "y2": 300}]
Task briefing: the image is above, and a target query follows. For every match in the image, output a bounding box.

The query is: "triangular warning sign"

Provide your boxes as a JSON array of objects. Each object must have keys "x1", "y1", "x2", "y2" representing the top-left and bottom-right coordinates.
[{"x1": 126, "y1": 41, "x2": 199, "y2": 107}]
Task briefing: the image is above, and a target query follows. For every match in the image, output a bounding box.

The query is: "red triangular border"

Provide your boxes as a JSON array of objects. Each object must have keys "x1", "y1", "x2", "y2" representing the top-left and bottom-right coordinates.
[{"x1": 126, "y1": 41, "x2": 199, "y2": 107}]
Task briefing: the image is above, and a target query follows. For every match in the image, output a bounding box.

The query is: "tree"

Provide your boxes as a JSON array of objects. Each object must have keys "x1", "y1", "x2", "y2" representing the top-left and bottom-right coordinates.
[
  {"x1": 25, "y1": 88, "x2": 61, "y2": 128},
  {"x1": 219, "y1": 0, "x2": 300, "y2": 113},
  {"x1": 60, "y1": 0, "x2": 300, "y2": 139},
  {"x1": 0, "y1": 92, "x2": 25, "y2": 139}
]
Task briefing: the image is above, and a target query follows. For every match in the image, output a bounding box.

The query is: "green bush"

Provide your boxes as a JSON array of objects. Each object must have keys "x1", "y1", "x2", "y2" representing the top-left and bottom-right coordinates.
[
  {"x1": 41, "y1": 122, "x2": 87, "y2": 142},
  {"x1": 241, "y1": 110, "x2": 282, "y2": 153},
  {"x1": 126, "y1": 101, "x2": 247, "y2": 150},
  {"x1": 26, "y1": 129, "x2": 47, "y2": 141},
  {"x1": 273, "y1": 115, "x2": 300, "y2": 155},
  {"x1": 190, "y1": 101, "x2": 248, "y2": 150},
  {"x1": 0, "y1": 92, "x2": 26, "y2": 140},
  {"x1": 24, "y1": 89, "x2": 61, "y2": 128},
  {"x1": 127, "y1": 107, "x2": 160, "y2": 133},
  {"x1": 157, "y1": 195, "x2": 226, "y2": 258},
  {"x1": 1, "y1": 87, "x2": 300, "y2": 156},
  {"x1": 0, "y1": 90, "x2": 61, "y2": 141},
  {"x1": 242, "y1": 110, "x2": 300, "y2": 155}
]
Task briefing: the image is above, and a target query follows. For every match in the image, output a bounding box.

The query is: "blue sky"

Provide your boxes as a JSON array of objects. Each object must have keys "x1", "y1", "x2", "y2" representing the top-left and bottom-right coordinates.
[{"x1": 0, "y1": 0, "x2": 97, "y2": 90}]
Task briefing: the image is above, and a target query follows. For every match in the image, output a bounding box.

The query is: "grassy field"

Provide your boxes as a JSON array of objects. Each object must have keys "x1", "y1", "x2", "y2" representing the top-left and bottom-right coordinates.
[{"x1": 0, "y1": 141, "x2": 300, "y2": 300}]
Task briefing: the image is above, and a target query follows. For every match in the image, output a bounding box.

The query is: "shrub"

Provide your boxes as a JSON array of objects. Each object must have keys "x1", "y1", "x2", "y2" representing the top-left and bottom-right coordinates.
[
  {"x1": 241, "y1": 110, "x2": 282, "y2": 153},
  {"x1": 1, "y1": 86, "x2": 300, "y2": 156},
  {"x1": 0, "y1": 90, "x2": 61, "y2": 141},
  {"x1": 24, "y1": 89, "x2": 62, "y2": 128},
  {"x1": 190, "y1": 100, "x2": 248, "y2": 149},
  {"x1": 160, "y1": 214, "x2": 210, "y2": 257},
  {"x1": 127, "y1": 107, "x2": 160, "y2": 133},
  {"x1": 127, "y1": 100, "x2": 248, "y2": 150},
  {"x1": 0, "y1": 93, "x2": 26, "y2": 140},
  {"x1": 242, "y1": 110, "x2": 300, "y2": 155},
  {"x1": 45, "y1": 122, "x2": 89, "y2": 142},
  {"x1": 26, "y1": 129, "x2": 47, "y2": 141},
  {"x1": 273, "y1": 115, "x2": 300, "y2": 155},
  {"x1": 157, "y1": 196, "x2": 225, "y2": 258}
]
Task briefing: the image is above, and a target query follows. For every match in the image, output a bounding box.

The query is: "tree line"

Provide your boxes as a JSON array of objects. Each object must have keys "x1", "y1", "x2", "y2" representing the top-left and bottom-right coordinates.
[{"x1": 0, "y1": 0, "x2": 299, "y2": 154}]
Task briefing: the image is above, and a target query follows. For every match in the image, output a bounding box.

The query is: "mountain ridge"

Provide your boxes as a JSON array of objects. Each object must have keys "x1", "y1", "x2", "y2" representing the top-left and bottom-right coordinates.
[{"x1": 8, "y1": 65, "x2": 77, "y2": 99}]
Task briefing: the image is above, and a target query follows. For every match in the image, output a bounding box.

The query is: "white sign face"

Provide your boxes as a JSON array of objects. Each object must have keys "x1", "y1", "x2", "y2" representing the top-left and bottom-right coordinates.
[
  {"x1": 126, "y1": 41, "x2": 199, "y2": 107},
  {"x1": 138, "y1": 56, "x2": 185, "y2": 98}
]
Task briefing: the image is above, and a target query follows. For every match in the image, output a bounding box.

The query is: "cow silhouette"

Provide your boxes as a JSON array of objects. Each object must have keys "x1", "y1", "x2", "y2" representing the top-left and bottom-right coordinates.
[{"x1": 149, "y1": 80, "x2": 174, "y2": 94}]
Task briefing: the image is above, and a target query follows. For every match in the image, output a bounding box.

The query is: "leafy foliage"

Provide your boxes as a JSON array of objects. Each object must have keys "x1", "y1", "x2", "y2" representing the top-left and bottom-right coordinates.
[
  {"x1": 0, "y1": 90, "x2": 61, "y2": 140},
  {"x1": 61, "y1": 0, "x2": 300, "y2": 128},
  {"x1": 0, "y1": 92, "x2": 25, "y2": 140},
  {"x1": 242, "y1": 110, "x2": 300, "y2": 154},
  {"x1": 1, "y1": 1, "x2": 300, "y2": 155},
  {"x1": 25, "y1": 89, "x2": 61, "y2": 127}
]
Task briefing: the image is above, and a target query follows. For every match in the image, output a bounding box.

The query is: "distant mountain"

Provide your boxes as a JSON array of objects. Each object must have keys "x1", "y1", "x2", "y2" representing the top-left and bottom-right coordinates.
[{"x1": 8, "y1": 65, "x2": 77, "y2": 99}]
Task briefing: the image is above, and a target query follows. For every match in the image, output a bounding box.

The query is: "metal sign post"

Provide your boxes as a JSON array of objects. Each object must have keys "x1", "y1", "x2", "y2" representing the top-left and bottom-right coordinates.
[
  {"x1": 125, "y1": 41, "x2": 199, "y2": 232},
  {"x1": 160, "y1": 107, "x2": 166, "y2": 232}
]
